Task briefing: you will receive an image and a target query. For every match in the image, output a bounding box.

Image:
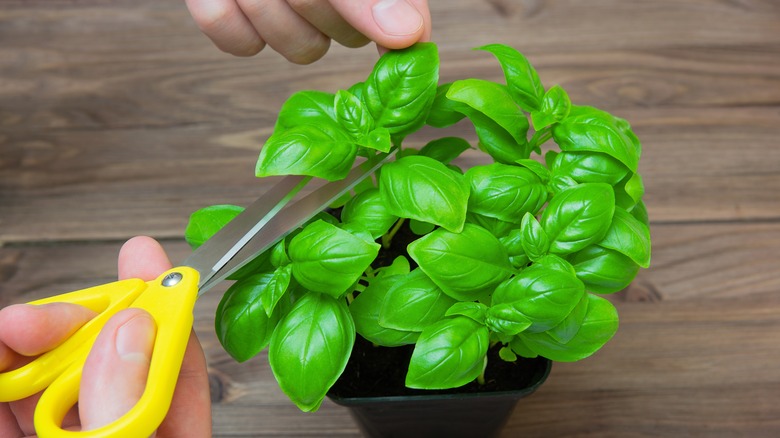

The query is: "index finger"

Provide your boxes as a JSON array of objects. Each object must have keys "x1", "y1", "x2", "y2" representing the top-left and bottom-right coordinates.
[
  {"x1": 118, "y1": 236, "x2": 173, "y2": 281},
  {"x1": 0, "y1": 303, "x2": 96, "y2": 359}
]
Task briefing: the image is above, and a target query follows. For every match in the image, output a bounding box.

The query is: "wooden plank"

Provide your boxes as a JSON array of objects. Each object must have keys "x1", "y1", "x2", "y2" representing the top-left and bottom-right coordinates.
[{"x1": 2, "y1": 10, "x2": 778, "y2": 132}]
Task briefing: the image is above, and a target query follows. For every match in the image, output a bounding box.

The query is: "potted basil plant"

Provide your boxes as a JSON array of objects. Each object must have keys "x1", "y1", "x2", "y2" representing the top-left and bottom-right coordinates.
[{"x1": 185, "y1": 42, "x2": 651, "y2": 437}]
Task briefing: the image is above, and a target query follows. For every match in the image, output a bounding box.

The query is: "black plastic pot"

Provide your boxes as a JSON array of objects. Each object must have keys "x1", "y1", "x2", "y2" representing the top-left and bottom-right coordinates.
[{"x1": 328, "y1": 356, "x2": 551, "y2": 438}]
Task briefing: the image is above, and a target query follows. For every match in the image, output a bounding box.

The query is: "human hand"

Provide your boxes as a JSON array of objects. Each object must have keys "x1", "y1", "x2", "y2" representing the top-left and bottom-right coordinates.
[
  {"x1": 184, "y1": 0, "x2": 432, "y2": 64},
  {"x1": 0, "y1": 236, "x2": 211, "y2": 437}
]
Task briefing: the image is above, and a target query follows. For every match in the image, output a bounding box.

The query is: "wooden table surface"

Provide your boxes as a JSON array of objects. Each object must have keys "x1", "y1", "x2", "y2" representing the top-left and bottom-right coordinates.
[{"x1": 2, "y1": 1, "x2": 779, "y2": 436}]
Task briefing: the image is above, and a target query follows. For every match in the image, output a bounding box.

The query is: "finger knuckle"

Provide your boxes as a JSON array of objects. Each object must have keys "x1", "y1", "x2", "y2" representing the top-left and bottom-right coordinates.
[
  {"x1": 235, "y1": 0, "x2": 270, "y2": 17},
  {"x1": 191, "y1": 3, "x2": 234, "y2": 34},
  {"x1": 282, "y1": 37, "x2": 330, "y2": 65},
  {"x1": 285, "y1": 0, "x2": 319, "y2": 15}
]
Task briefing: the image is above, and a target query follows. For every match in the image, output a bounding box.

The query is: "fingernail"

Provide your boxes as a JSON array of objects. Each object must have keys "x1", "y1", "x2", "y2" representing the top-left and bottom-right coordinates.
[
  {"x1": 372, "y1": 0, "x2": 424, "y2": 36},
  {"x1": 115, "y1": 313, "x2": 156, "y2": 364}
]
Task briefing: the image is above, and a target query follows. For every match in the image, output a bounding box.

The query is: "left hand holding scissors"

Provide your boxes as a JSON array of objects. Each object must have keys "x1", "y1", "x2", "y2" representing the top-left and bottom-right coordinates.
[{"x1": 0, "y1": 237, "x2": 211, "y2": 438}]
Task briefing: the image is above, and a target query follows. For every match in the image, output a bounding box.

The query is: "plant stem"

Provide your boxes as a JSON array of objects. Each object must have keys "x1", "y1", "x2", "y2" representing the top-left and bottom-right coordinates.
[
  {"x1": 381, "y1": 218, "x2": 406, "y2": 249},
  {"x1": 529, "y1": 126, "x2": 553, "y2": 152},
  {"x1": 477, "y1": 355, "x2": 488, "y2": 386}
]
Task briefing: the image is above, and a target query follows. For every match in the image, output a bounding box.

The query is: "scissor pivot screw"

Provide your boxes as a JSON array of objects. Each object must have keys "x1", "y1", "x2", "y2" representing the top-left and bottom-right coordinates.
[{"x1": 162, "y1": 272, "x2": 183, "y2": 287}]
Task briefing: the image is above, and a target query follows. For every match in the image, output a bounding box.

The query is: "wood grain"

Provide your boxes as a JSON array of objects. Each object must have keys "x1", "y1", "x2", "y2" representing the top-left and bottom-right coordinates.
[{"x1": 2, "y1": 0, "x2": 779, "y2": 436}]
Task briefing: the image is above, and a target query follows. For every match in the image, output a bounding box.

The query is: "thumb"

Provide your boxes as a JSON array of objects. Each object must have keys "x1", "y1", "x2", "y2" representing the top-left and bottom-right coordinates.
[
  {"x1": 79, "y1": 308, "x2": 156, "y2": 432},
  {"x1": 329, "y1": 0, "x2": 431, "y2": 50}
]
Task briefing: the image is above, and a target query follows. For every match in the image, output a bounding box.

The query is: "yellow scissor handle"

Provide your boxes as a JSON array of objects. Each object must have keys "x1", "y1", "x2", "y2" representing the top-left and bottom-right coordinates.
[
  {"x1": 0, "y1": 278, "x2": 148, "y2": 401},
  {"x1": 0, "y1": 267, "x2": 200, "y2": 438}
]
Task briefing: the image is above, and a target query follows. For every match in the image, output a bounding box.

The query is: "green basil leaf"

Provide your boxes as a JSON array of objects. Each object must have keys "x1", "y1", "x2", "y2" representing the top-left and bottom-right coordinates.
[
  {"x1": 341, "y1": 187, "x2": 398, "y2": 239},
  {"x1": 614, "y1": 172, "x2": 645, "y2": 210},
  {"x1": 288, "y1": 220, "x2": 380, "y2": 297},
  {"x1": 471, "y1": 112, "x2": 532, "y2": 164},
  {"x1": 499, "y1": 228, "x2": 525, "y2": 257},
  {"x1": 335, "y1": 90, "x2": 373, "y2": 140},
  {"x1": 508, "y1": 255, "x2": 531, "y2": 270},
  {"x1": 350, "y1": 275, "x2": 419, "y2": 347},
  {"x1": 570, "y1": 245, "x2": 640, "y2": 294},
  {"x1": 447, "y1": 163, "x2": 463, "y2": 174},
  {"x1": 535, "y1": 253, "x2": 578, "y2": 276},
  {"x1": 270, "y1": 240, "x2": 290, "y2": 268},
  {"x1": 530, "y1": 85, "x2": 571, "y2": 130},
  {"x1": 408, "y1": 223, "x2": 513, "y2": 301},
  {"x1": 363, "y1": 42, "x2": 439, "y2": 136},
  {"x1": 185, "y1": 204, "x2": 244, "y2": 249},
  {"x1": 546, "y1": 292, "x2": 589, "y2": 344},
  {"x1": 552, "y1": 105, "x2": 640, "y2": 173},
  {"x1": 515, "y1": 159, "x2": 551, "y2": 183},
  {"x1": 520, "y1": 212, "x2": 550, "y2": 261},
  {"x1": 498, "y1": 230, "x2": 532, "y2": 269},
  {"x1": 466, "y1": 163, "x2": 547, "y2": 223},
  {"x1": 486, "y1": 304, "x2": 532, "y2": 336},
  {"x1": 274, "y1": 90, "x2": 337, "y2": 131},
  {"x1": 545, "y1": 150, "x2": 559, "y2": 168},
  {"x1": 547, "y1": 174, "x2": 579, "y2": 196},
  {"x1": 610, "y1": 113, "x2": 642, "y2": 160},
  {"x1": 509, "y1": 336, "x2": 538, "y2": 359},
  {"x1": 339, "y1": 221, "x2": 376, "y2": 245},
  {"x1": 409, "y1": 219, "x2": 435, "y2": 235},
  {"x1": 499, "y1": 346, "x2": 518, "y2": 362},
  {"x1": 552, "y1": 151, "x2": 629, "y2": 185},
  {"x1": 379, "y1": 269, "x2": 458, "y2": 332},
  {"x1": 445, "y1": 302, "x2": 489, "y2": 325},
  {"x1": 379, "y1": 155, "x2": 469, "y2": 232},
  {"x1": 631, "y1": 200, "x2": 650, "y2": 227},
  {"x1": 419, "y1": 137, "x2": 472, "y2": 164},
  {"x1": 347, "y1": 81, "x2": 364, "y2": 100},
  {"x1": 465, "y1": 212, "x2": 516, "y2": 238},
  {"x1": 269, "y1": 292, "x2": 355, "y2": 412},
  {"x1": 491, "y1": 261, "x2": 585, "y2": 333},
  {"x1": 541, "y1": 183, "x2": 615, "y2": 255},
  {"x1": 255, "y1": 124, "x2": 357, "y2": 181},
  {"x1": 360, "y1": 127, "x2": 392, "y2": 153},
  {"x1": 406, "y1": 316, "x2": 490, "y2": 389},
  {"x1": 426, "y1": 83, "x2": 469, "y2": 128},
  {"x1": 224, "y1": 266, "x2": 292, "y2": 318},
  {"x1": 477, "y1": 44, "x2": 544, "y2": 112},
  {"x1": 519, "y1": 293, "x2": 619, "y2": 362},
  {"x1": 268, "y1": 265, "x2": 293, "y2": 313},
  {"x1": 216, "y1": 274, "x2": 284, "y2": 362},
  {"x1": 598, "y1": 207, "x2": 651, "y2": 268},
  {"x1": 374, "y1": 255, "x2": 411, "y2": 279},
  {"x1": 446, "y1": 79, "x2": 529, "y2": 145}
]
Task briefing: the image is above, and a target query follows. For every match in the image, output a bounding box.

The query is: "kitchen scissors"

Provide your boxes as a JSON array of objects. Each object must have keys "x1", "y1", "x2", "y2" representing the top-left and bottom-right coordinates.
[{"x1": 0, "y1": 152, "x2": 392, "y2": 438}]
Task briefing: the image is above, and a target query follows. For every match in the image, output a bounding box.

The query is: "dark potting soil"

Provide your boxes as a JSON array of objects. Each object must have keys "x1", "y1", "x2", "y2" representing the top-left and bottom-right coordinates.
[
  {"x1": 328, "y1": 213, "x2": 546, "y2": 399},
  {"x1": 328, "y1": 334, "x2": 546, "y2": 399}
]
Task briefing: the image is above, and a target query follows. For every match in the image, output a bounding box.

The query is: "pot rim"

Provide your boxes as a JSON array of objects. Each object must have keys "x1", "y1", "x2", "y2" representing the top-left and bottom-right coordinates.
[{"x1": 328, "y1": 357, "x2": 552, "y2": 405}]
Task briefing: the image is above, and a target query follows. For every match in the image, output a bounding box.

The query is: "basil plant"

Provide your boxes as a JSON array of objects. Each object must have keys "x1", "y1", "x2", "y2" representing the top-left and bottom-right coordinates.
[{"x1": 185, "y1": 43, "x2": 651, "y2": 412}]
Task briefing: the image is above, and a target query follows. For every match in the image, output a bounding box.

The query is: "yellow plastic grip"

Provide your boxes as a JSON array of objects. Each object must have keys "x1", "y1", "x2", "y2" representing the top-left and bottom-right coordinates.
[
  {"x1": 32, "y1": 267, "x2": 200, "y2": 438},
  {"x1": 0, "y1": 279, "x2": 147, "y2": 402}
]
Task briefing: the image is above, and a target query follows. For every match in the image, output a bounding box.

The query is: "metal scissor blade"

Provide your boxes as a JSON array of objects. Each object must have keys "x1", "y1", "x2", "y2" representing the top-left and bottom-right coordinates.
[
  {"x1": 188, "y1": 151, "x2": 395, "y2": 294},
  {"x1": 182, "y1": 174, "x2": 312, "y2": 291}
]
